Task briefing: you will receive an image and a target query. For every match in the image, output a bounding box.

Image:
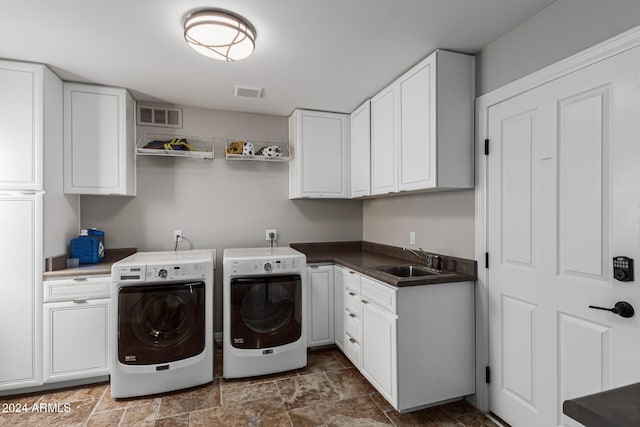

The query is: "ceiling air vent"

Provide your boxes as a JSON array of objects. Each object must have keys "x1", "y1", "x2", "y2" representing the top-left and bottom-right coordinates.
[
  {"x1": 137, "y1": 104, "x2": 183, "y2": 128},
  {"x1": 234, "y1": 85, "x2": 263, "y2": 99}
]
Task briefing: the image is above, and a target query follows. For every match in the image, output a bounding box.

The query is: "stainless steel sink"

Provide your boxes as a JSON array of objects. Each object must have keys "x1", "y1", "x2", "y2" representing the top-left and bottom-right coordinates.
[{"x1": 375, "y1": 265, "x2": 438, "y2": 278}]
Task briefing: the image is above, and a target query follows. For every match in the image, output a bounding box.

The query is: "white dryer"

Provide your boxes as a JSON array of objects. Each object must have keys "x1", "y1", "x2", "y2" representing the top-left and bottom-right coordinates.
[
  {"x1": 110, "y1": 249, "x2": 214, "y2": 398},
  {"x1": 223, "y1": 247, "x2": 306, "y2": 378}
]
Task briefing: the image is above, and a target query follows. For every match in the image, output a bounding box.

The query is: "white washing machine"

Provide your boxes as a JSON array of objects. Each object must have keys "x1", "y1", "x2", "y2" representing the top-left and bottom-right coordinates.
[
  {"x1": 223, "y1": 247, "x2": 306, "y2": 378},
  {"x1": 110, "y1": 249, "x2": 215, "y2": 398}
]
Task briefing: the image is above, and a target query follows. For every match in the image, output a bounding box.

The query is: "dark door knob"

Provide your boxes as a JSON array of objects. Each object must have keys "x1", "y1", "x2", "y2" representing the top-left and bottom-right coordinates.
[{"x1": 588, "y1": 301, "x2": 635, "y2": 318}]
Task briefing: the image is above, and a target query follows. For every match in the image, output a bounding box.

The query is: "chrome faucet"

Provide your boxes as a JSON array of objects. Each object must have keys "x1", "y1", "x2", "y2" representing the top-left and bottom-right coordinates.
[{"x1": 402, "y1": 248, "x2": 442, "y2": 271}]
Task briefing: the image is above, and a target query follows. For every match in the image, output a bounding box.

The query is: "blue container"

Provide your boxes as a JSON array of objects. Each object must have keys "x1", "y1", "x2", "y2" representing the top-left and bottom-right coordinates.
[{"x1": 70, "y1": 229, "x2": 105, "y2": 264}]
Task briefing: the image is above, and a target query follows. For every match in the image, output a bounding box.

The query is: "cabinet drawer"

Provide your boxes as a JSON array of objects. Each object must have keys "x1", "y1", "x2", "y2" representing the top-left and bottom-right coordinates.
[
  {"x1": 345, "y1": 308, "x2": 361, "y2": 341},
  {"x1": 44, "y1": 276, "x2": 111, "y2": 302},
  {"x1": 344, "y1": 288, "x2": 361, "y2": 313},
  {"x1": 344, "y1": 332, "x2": 361, "y2": 368},
  {"x1": 361, "y1": 276, "x2": 396, "y2": 313},
  {"x1": 344, "y1": 269, "x2": 361, "y2": 293}
]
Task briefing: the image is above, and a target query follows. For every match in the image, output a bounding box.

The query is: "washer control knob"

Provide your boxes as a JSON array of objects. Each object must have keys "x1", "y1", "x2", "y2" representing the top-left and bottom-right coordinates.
[
  {"x1": 158, "y1": 268, "x2": 168, "y2": 278},
  {"x1": 264, "y1": 262, "x2": 272, "y2": 272}
]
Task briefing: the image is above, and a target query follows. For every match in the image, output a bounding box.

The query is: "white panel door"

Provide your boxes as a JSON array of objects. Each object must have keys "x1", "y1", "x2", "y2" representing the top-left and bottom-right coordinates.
[
  {"x1": 300, "y1": 112, "x2": 348, "y2": 197},
  {"x1": 307, "y1": 265, "x2": 334, "y2": 347},
  {"x1": 371, "y1": 85, "x2": 398, "y2": 195},
  {"x1": 0, "y1": 63, "x2": 42, "y2": 190},
  {"x1": 399, "y1": 59, "x2": 436, "y2": 191},
  {"x1": 44, "y1": 299, "x2": 110, "y2": 382},
  {"x1": 361, "y1": 300, "x2": 397, "y2": 403},
  {"x1": 350, "y1": 100, "x2": 371, "y2": 198},
  {"x1": 487, "y1": 45, "x2": 640, "y2": 427},
  {"x1": 0, "y1": 193, "x2": 42, "y2": 390},
  {"x1": 64, "y1": 83, "x2": 135, "y2": 195}
]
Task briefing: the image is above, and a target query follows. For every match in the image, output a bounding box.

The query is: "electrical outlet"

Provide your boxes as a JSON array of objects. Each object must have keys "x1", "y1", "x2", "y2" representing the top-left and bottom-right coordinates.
[
  {"x1": 265, "y1": 229, "x2": 278, "y2": 241},
  {"x1": 410, "y1": 231, "x2": 416, "y2": 245},
  {"x1": 174, "y1": 229, "x2": 183, "y2": 242}
]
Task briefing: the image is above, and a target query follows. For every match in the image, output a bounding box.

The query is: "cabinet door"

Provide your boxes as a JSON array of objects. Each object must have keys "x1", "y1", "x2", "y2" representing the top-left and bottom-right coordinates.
[
  {"x1": 0, "y1": 62, "x2": 42, "y2": 190},
  {"x1": 43, "y1": 299, "x2": 110, "y2": 382},
  {"x1": 290, "y1": 110, "x2": 350, "y2": 198},
  {"x1": 371, "y1": 85, "x2": 398, "y2": 195},
  {"x1": 333, "y1": 266, "x2": 348, "y2": 350},
  {"x1": 361, "y1": 301, "x2": 397, "y2": 404},
  {"x1": 307, "y1": 265, "x2": 334, "y2": 347},
  {"x1": 64, "y1": 83, "x2": 135, "y2": 195},
  {"x1": 399, "y1": 58, "x2": 436, "y2": 191},
  {"x1": 350, "y1": 100, "x2": 371, "y2": 198},
  {"x1": 0, "y1": 194, "x2": 42, "y2": 391}
]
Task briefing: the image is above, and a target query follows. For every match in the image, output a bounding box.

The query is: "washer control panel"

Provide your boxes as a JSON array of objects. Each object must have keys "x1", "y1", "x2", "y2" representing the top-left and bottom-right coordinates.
[
  {"x1": 227, "y1": 257, "x2": 303, "y2": 275},
  {"x1": 113, "y1": 263, "x2": 206, "y2": 282},
  {"x1": 147, "y1": 263, "x2": 206, "y2": 281}
]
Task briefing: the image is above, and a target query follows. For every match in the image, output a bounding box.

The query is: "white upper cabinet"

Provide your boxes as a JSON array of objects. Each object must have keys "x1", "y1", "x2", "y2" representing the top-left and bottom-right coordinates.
[
  {"x1": 289, "y1": 109, "x2": 350, "y2": 199},
  {"x1": 350, "y1": 100, "x2": 371, "y2": 198},
  {"x1": 64, "y1": 83, "x2": 136, "y2": 195},
  {"x1": 371, "y1": 50, "x2": 474, "y2": 195},
  {"x1": 399, "y1": 56, "x2": 436, "y2": 190},
  {"x1": 0, "y1": 61, "x2": 46, "y2": 191},
  {"x1": 370, "y1": 85, "x2": 399, "y2": 195}
]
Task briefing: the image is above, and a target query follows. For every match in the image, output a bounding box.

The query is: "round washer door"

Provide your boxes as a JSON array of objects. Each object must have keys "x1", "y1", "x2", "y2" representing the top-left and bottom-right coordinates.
[
  {"x1": 118, "y1": 281, "x2": 205, "y2": 365},
  {"x1": 230, "y1": 275, "x2": 302, "y2": 349}
]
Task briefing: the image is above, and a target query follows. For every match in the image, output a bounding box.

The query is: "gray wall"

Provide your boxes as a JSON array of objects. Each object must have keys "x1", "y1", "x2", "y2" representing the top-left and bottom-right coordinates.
[
  {"x1": 363, "y1": 190, "x2": 475, "y2": 258},
  {"x1": 81, "y1": 106, "x2": 363, "y2": 330},
  {"x1": 364, "y1": 0, "x2": 640, "y2": 258},
  {"x1": 476, "y1": 0, "x2": 640, "y2": 95}
]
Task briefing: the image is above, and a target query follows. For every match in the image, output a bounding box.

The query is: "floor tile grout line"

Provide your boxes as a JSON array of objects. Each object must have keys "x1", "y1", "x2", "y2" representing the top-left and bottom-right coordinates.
[{"x1": 85, "y1": 384, "x2": 109, "y2": 424}]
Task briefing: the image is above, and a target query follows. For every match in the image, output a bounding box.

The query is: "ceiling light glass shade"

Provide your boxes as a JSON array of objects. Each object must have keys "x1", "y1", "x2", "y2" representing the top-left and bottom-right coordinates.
[{"x1": 184, "y1": 10, "x2": 256, "y2": 62}]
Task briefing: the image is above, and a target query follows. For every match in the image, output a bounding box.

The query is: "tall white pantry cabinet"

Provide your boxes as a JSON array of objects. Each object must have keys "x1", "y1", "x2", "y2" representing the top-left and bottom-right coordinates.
[{"x1": 0, "y1": 60, "x2": 80, "y2": 392}]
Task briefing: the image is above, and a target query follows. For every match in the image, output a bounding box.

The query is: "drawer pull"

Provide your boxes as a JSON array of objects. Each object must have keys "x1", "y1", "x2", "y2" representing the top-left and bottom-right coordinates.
[
  {"x1": 361, "y1": 299, "x2": 369, "y2": 304},
  {"x1": 73, "y1": 299, "x2": 88, "y2": 304},
  {"x1": 73, "y1": 277, "x2": 88, "y2": 282},
  {"x1": 349, "y1": 271, "x2": 356, "y2": 274},
  {"x1": 348, "y1": 313, "x2": 356, "y2": 318},
  {"x1": 348, "y1": 292, "x2": 356, "y2": 296},
  {"x1": 349, "y1": 337, "x2": 357, "y2": 344}
]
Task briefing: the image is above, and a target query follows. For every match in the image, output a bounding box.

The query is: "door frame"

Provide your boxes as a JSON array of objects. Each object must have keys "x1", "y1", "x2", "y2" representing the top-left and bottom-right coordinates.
[{"x1": 473, "y1": 24, "x2": 640, "y2": 412}]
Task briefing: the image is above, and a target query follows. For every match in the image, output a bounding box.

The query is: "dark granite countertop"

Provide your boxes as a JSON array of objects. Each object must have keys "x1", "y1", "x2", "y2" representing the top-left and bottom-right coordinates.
[
  {"x1": 43, "y1": 248, "x2": 137, "y2": 279},
  {"x1": 290, "y1": 241, "x2": 476, "y2": 287},
  {"x1": 563, "y1": 383, "x2": 640, "y2": 427}
]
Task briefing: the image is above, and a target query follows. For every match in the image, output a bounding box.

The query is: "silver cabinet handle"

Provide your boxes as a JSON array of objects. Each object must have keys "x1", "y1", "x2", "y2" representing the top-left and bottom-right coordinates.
[
  {"x1": 349, "y1": 337, "x2": 356, "y2": 344},
  {"x1": 348, "y1": 292, "x2": 356, "y2": 296},
  {"x1": 349, "y1": 271, "x2": 355, "y2": 274},
  {"x1": 73, "y1": 277, "x2": 88, "y2": 282},
  {"x1": 73, "y1": 299, "x2": 88, "y2": 304},
  {"x1": 361, "y1": 299, "x2": 369, "y2": 304},
  {"x1": 348, "y1": 313, "x2": 356, "y2": 318}
]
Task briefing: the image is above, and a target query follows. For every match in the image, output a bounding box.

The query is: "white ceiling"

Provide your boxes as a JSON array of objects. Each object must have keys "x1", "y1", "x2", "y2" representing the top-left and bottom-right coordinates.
[{"x1": 1, "y1": 0, "x2": 556, "y2": 116}]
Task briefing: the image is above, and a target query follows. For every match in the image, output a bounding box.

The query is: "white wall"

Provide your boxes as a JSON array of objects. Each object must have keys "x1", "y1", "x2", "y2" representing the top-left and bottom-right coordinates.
[
  {"x1": 364, "y1": 0, "x2": 640, "y2": 258},
  {"x1": 80, "y1": 105, "x2": 362, "y2": 330}
]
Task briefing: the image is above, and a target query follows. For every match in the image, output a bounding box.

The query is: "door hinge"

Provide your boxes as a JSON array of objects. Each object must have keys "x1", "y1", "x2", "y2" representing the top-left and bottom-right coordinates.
[
  {"x1": 485, "y1": 252, "x2": 489, "y2": 269},
  {"x1": 484, "y1": 139, "x2": 489, "y2": 155},
  {"x1": 486, "y1": 366, "x2": 491, "y2": 384}
]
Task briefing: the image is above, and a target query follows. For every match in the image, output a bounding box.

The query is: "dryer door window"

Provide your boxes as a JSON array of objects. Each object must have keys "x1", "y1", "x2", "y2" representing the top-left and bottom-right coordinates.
[
  {"x1": 230, "y1": 275, "x2": 302, "y2": 349},
  {"x1": 118, "y1": 281, "x2": 205, "y2": 365}
]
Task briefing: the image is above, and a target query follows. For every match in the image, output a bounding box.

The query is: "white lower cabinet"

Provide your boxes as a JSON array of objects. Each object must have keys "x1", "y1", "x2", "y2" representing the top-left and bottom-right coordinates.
[
  {"x1": 344, "y1": 270, "x2": 474, "y2": 413},
  {"x1": 333, "y1": 266, "x2": 348, "y2": 351},
  {"x1": 43, "y1": 276, "x2": 111, "y2": 383},
  {"x1": 361, "y1": 300, "x2": 397, "y2": 402},
  {"x1": 307, "y1": 265, "x2": 335, "y2": 347}
]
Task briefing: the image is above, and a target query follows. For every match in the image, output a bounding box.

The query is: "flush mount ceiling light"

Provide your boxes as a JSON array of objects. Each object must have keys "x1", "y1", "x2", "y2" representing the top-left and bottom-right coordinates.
[{"x1": 184, "y1": 9, "x2": 256, "y2": 62}]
